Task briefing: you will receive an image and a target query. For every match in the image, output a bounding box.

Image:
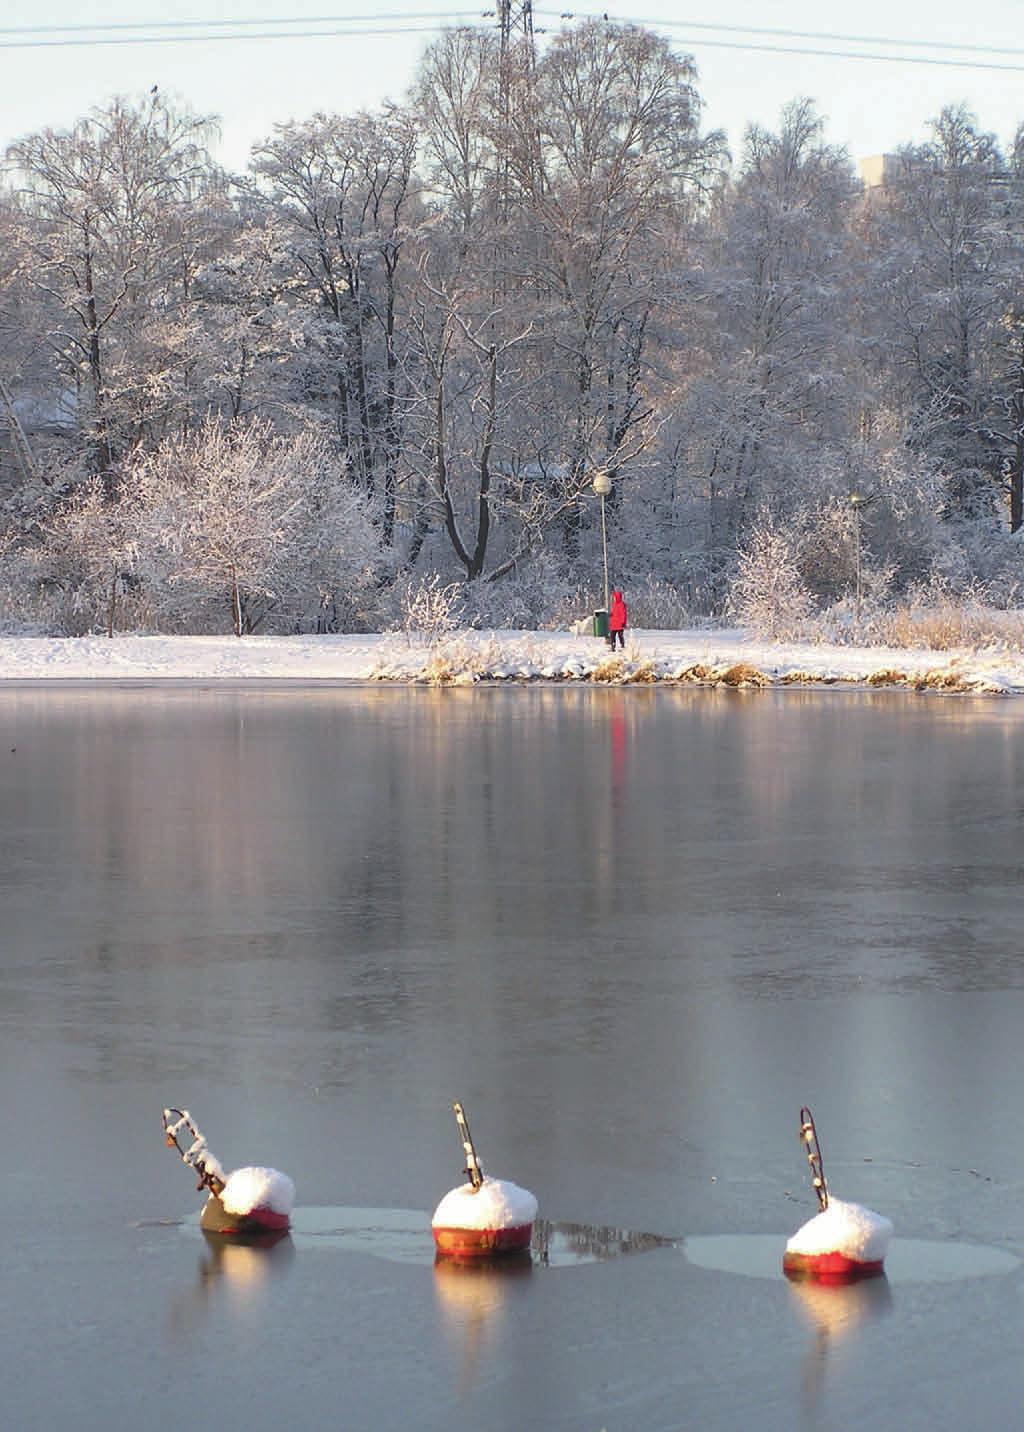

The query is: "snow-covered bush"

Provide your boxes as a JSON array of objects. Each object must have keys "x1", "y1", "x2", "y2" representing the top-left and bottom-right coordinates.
[
  {"x1": 129, "y1": 419, "x2": 381, "y2": 635},
  {"x1": 927, "y1": 520, "x2": 1024, "y2": 607},
  {"x1": 624, "y1": 575, "x2": 693, "y2": 630},
  {"x1": 875, "y1": 584, "x2": 1024, "y2": 651},
  {"x1": 10, "y1": 476, "x2": 143, "y2": 636},
  {"x1": 388, "y1": 572, "x2": 466, "y2": 643},
  {"x1": 727, "y1": 510, "x2": 816, "y2": 638},
  {"x1": 458, "y1": 553, "x2": 584, "y2": 630}
]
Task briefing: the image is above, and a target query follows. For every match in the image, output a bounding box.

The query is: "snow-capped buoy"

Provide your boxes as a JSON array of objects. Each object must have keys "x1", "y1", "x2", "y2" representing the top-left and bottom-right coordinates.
[
  {"x1": 162, "y1": 1108, "x2": 295, "y2": 1237},
  {"x1": 783, "y1": 1107, "x2": 892, "y2": 1282},
  {"x1": 432, "y1": 1102, "x2": 537, "y2": 1259}
]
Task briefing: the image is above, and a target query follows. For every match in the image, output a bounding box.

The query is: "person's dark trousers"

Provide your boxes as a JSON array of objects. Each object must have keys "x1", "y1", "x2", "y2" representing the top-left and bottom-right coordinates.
[{"x1": 609, "y1": 629, "x2": 626, "y2": 649}]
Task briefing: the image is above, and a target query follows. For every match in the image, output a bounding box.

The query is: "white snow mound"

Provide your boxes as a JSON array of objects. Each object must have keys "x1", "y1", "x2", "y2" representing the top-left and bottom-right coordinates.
[
  {"x1": 786, "y1": 1197, "x2": 893, "y2": 1261},
  {"x1": 432, "y1": 1176, "x2": 538, "y2": 1231},
  {"x1": 219, "y1": 1165, "x2": 295, "y2": 1217}
]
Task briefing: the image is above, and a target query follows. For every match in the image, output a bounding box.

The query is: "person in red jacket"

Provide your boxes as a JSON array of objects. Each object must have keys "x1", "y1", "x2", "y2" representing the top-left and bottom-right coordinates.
[{"x1": 608, "y1": 590, "x2": 628, "y2": 649}]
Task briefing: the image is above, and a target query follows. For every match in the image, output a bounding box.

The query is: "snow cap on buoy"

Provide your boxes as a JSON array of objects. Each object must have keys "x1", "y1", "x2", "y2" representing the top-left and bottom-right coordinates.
[
  {"x1": 433, "y1": 1176, "x2": 538, "y2": 1233},
  {"x1": 220, "y1": 1166, "x2": 295, "y2": 1220}
]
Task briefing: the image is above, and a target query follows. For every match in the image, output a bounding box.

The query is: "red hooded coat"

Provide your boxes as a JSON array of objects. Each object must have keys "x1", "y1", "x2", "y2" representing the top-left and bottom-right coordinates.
[{"x1": 609, "y1": 591, "x2": 627, "y2": 631}]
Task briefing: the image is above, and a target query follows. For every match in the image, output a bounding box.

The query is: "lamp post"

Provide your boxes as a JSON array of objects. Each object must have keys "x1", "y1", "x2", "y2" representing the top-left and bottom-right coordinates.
[{"x1": 593, "y1": 471, "x2": 612, "y2": 614}]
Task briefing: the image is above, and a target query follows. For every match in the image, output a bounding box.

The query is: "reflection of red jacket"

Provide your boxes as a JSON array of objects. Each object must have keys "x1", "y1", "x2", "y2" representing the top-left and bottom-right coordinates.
[{"x1": 609, "y1": 591, "x2": 627, "y2": 631}]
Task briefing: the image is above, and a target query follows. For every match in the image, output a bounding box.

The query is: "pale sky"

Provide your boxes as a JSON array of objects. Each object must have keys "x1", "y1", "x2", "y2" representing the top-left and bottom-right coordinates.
[{"x1": 2, "y1": 0, "x2": 1023, "y2": 171}]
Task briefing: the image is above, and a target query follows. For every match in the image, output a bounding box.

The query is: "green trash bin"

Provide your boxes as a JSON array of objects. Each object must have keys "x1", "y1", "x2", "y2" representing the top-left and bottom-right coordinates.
[{"x1": 593, "y1": 609, "x2": 609, "y2": 639}]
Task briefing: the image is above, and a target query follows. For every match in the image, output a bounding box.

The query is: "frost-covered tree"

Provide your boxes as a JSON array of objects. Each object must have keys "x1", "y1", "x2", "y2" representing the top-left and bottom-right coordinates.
[
  {"x1": 249, "y1": 106, "x2": 423, "y2": 539},
  {"x1": 863, "y1": 106, "x2": 1013, "y2": 523},
  {"x1": 503, "y1": 21, "x2": 724, "y2": 553},
  {"x1": 679, "y1": 100, "x2": 858, "y2": 600},
  {"x1": 5, "y1": 93, "x2": 219, "y2": 473},
  {"x1": 413, "y1": 28, "x2": 499, "y2": 244}
]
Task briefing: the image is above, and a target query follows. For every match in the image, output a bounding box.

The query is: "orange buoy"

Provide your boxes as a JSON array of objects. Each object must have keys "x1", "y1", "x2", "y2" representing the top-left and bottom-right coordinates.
[{"x1": 432, "y1": 1102, "x2": 537, "y2": 1260}]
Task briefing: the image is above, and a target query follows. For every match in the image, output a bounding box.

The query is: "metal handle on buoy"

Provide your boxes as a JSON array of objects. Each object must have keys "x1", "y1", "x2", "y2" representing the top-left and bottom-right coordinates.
[
  {"x1": 799, "y1": 1106, "x2": 829, "y2": 1211},
  {"x1": 162, "y1": 1107, "x2": 226, "y2": 1196},
  {"x1": 452, "y1": 1101, "x2": 484, "y2": 1191}
]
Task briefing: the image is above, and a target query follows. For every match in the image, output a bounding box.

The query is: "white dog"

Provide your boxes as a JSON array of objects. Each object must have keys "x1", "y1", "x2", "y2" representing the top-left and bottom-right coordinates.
[{"x1": 569, "y1": 615, "x2": 594, "y2": 636}]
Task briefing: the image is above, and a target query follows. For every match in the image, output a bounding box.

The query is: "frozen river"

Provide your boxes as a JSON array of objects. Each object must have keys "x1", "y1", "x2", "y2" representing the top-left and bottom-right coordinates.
[{"x1": 1, "y1": 684, "x2": 1023, "y2": 1431}]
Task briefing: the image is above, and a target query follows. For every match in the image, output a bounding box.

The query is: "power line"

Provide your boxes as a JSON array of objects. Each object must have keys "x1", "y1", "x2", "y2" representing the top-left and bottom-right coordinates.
[
  {"x1": 0, "y1": 23, "x2": 455, "y2": 50},
  {"x1": 625, "y1": 35, "x2": 1024, "y2": 74},
  {"x1": 549, "y1": 10, "x2": 1024, "y2": 60},
  {"x1": 1, "y1": 7, "x2": 1023, "y2": 72},
  {"x1": 6, "y1": 8, "x2": 1022, "y2": 59},
  {"x1": 0, "y1": 11, "x2": 478, "y2": 36}
]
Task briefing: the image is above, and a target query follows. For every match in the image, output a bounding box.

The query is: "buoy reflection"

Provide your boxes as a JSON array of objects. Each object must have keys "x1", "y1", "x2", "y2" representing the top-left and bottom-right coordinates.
[
  {"x1": 789, "y1": 1269, "x2": 893, "y2": 1418},
  {"x1": 433, "y1": 1250, "x2": 532, "y2": 1396},
  {"x1": 200, "y1": 1227, "x2": 294, "y2": 1277},
  {"x1": 788, "y1": 1271, "x2": 893, "y2": 1339},
  {"x1": 168, "y1": 1229, "x2": 294, "y2": 1341}
]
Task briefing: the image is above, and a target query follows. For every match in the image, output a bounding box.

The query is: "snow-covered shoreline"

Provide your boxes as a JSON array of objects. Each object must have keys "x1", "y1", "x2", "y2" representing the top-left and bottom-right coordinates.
[{"x1": 1, "y1": 628, "x2": 1022, "y2": 693}]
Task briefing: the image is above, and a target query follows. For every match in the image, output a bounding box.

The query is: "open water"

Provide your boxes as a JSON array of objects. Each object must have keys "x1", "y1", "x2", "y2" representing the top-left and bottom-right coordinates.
[{"x1": 1, "y1": 683, "x2": 1023, "y2": 1431}]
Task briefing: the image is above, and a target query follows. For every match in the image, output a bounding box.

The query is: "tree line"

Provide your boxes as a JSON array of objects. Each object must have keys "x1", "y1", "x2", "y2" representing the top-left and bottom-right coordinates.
[{"x1": 2, "y1": 19, "x2": 1023, "y2": 636}]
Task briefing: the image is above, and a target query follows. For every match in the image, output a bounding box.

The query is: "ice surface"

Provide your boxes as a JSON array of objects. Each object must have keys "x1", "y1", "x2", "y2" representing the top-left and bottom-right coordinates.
[
  {"x1": 219, "y1": 1166, "x2": 296, "y2": 1217},
  {"x1": 786, "y1": 1198, "x2": 893, "y2": 1261},
  {"x1": 431, "y1": 1176, "x2": 538, "y2": 1231}
]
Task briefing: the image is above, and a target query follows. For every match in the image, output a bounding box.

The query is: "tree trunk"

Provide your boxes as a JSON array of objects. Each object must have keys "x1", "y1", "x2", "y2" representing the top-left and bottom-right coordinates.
[
  {"x1": 467, "y1": 344, "x2": 497, "y2": 579},
  {"x1": 82, "y1": 217, "x2": 112, "y2": 479},
  {"x1": 107, "y1": 565, "x2": 118, "y2": 638},
  {"x1": 231, "y1": 567, "x2": 243, "y2": 637},
  {"x1": 382, "y1": 255, "x2": 399, "y2": 547},
  {"x1": 1010, "y1": 341, "x2": 1024, "y2": 535}
]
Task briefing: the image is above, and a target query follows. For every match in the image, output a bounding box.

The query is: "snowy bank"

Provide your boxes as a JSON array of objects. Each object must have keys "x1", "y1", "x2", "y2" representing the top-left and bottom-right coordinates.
[{"x1": 0, "y1": 628, "x2": 1021, "y2": 692}]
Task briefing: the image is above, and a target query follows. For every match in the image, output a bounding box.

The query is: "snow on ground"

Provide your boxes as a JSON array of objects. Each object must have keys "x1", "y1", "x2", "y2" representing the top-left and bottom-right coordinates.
[
  {"x1": 432, "y1": 1176, "x2": 538, "y2": 1231},
  {"x1": 0, "y1": 628, "x2": 1022, "y2": 691}
]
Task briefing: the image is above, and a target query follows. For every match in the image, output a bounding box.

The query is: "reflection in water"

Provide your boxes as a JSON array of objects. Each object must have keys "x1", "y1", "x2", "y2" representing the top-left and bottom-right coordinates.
[
  {"x1": 168, "y1": 1229, "x2": 295, "y2": 1342},
  {"x1": 434, "y1": 1253, "x2": 532, "y2": 1398},
  {"x1": 531, "y1": 1218, "x2": 678, "y2": 1266},
  {"x1": 788, "y1": 1274, "x2": 893, "y2": 1424},
  {"x1": 430, "y1": 1218, "x2": 675, "y2": 1400}
]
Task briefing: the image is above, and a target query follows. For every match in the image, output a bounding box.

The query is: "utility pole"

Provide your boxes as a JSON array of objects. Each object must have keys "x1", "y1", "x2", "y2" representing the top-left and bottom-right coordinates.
[
  {"x1": 497, "y1": 0, "x2": 536, "y2": 65},
  {"x1": 496, "y1": 0, "x2": 537, "y2": 221}
]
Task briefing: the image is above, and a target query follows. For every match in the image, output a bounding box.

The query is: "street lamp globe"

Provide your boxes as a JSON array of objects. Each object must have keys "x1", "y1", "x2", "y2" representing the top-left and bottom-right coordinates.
[{"x1": 592, "y1": 471, "x2": 612, "y2": 497}]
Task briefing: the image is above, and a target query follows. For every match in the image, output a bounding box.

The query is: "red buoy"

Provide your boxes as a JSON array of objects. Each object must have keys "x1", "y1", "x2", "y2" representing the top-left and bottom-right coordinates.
[
  {"x1": 432, "y1": 1102, "x2": 537, "y2": 1260},
  {"x1": 784, "y1": 1109, "x2": 892, "y2": 1281}
]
